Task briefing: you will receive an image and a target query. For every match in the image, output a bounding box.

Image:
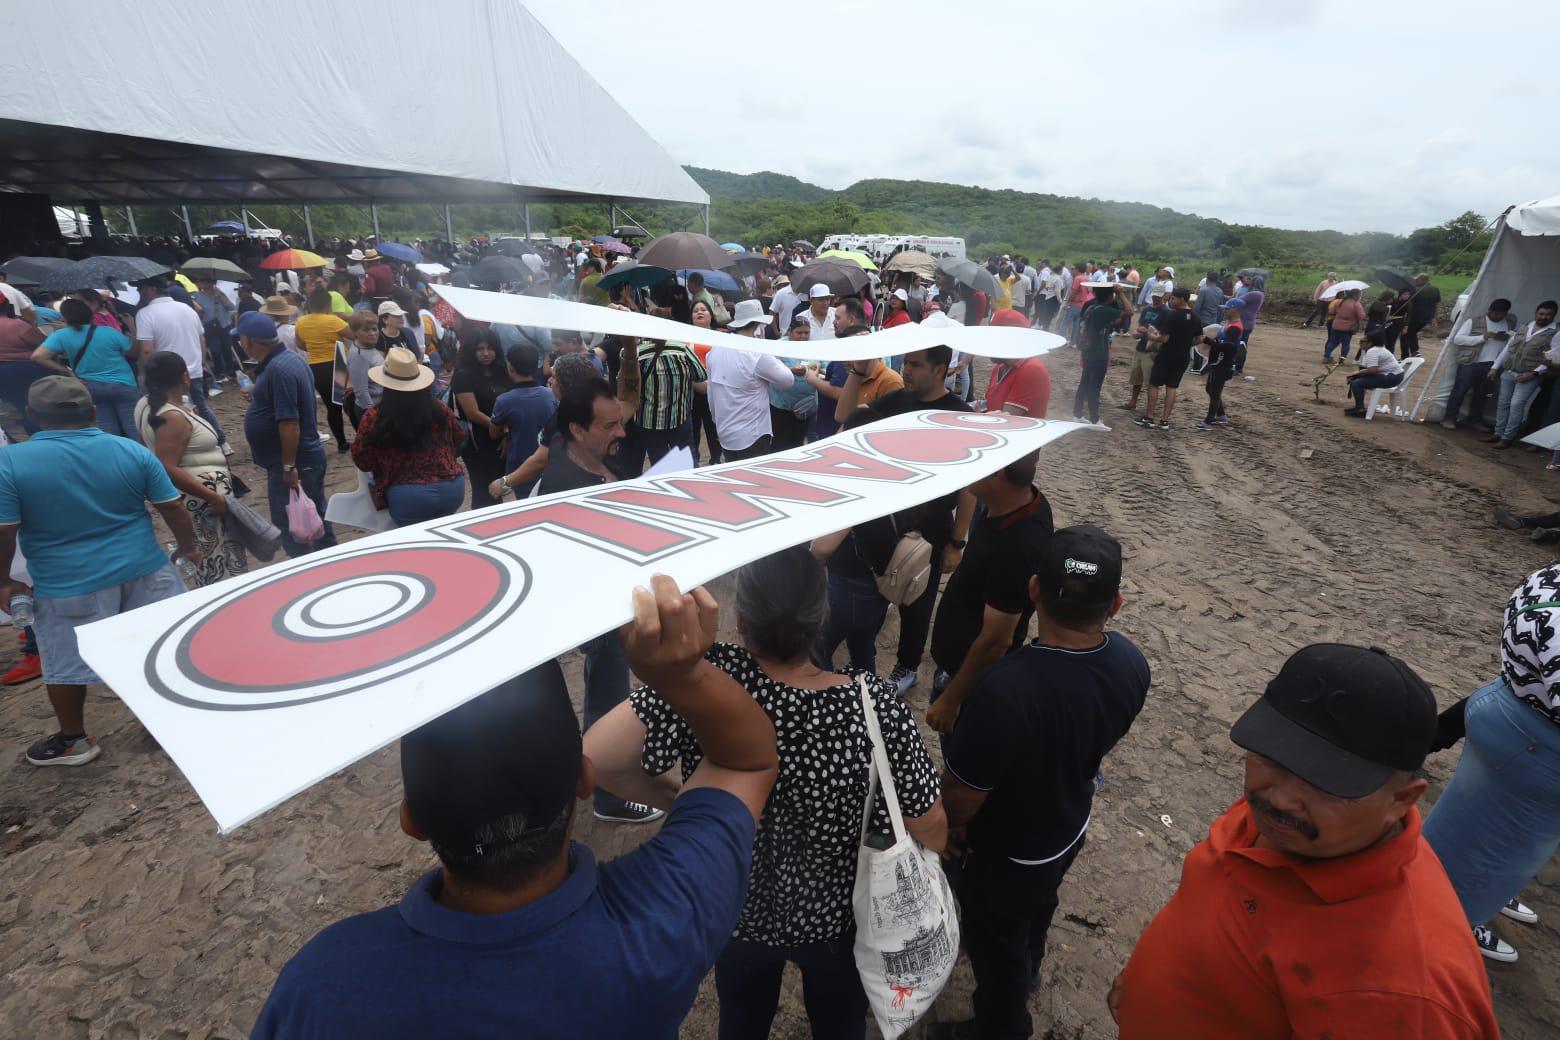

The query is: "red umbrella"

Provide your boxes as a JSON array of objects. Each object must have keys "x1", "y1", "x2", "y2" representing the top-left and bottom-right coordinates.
[{"x1": 260, "y1": 248, "x2": 328, "y2": 270}]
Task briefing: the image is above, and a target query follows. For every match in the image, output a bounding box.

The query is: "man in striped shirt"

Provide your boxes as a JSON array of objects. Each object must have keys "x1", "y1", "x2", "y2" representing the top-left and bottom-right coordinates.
[{"x1": 634, "y1": 339, "x2": 707, "y2": 465}]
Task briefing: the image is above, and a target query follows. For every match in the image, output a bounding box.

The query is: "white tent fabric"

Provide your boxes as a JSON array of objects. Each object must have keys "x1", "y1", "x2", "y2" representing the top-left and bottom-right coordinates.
[
  {"x1": 0, "y1": 0, "x2": 706, "y2": 207},
  {"x1": 1416, "y1": 196, "x2": 1560, "y2": 421}
]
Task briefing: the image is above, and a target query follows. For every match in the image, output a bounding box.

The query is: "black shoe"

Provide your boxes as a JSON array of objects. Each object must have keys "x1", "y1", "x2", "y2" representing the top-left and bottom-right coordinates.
[
  {"x1": 1496, "y1": 505, "x2": 1527, "y2": 531},
  {"x1": 593, "y1": 801, "x2": 665, "y2": 824}
]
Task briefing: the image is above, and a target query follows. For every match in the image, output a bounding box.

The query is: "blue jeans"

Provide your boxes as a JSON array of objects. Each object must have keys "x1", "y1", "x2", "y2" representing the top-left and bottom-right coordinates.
[
  {"x1": 1444, "y1": 361, "x2": 1493, "y2": 426},
  {"x1": 384, "y1": 475, "x2": 466, "y2": 527},
  {"x1": 264, "y1": 445, "x2": 335, "y2": 557},
  {"x1": 714, "y1": 934, "x2": 866, "y2": 1040},
  {"x1": 581, "y1": 631, "x2": 629, "y2": 813},
  {"x1": 1073, "y1": 355, "x2": 1108, "y2": 422},
  {"x1": 1323, "y1": 326, "x2": 1355, "y2": 361},
  {"x1": 0, "y1": 360, "x2": 52, "y2": 434},
  {"x1": 1350, "y1": 371, "x2": 1402, "y2": 410},
  {"x1": 82, "y1": 379, "x2": 141, "y2": 440},
  {"x1": 1493, "y1": 370, "x2": 1541, "y2": 441},
  {"x1": 1422, "y1": 678, "x2": 1560, "y2": 926},
  {"x1": 187, "y1": 376, "x2": 227, "y2": 445},
  {"x1": 813, "y1": 573, "x2": 888, "y2": 672},
  {"x1": 1063, "y1": 305, "x2": 1084, "y2": 343}
]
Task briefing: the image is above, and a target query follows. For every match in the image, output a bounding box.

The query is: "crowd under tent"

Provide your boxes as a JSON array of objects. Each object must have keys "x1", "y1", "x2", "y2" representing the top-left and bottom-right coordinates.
[
  {"x1": 1417, "y1": 194, "x2": 1560, "y2": 421},
  {"x1": 0, "y1": 0, "x2": 708, "y2": 244}
]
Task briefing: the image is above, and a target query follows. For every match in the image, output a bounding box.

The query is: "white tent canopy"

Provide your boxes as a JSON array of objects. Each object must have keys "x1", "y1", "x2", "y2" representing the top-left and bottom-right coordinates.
[
  {"x1": 0, "y1": 0, "x2": 707, "y2": 208},
  {"x1": 1417, "y1": 195, "x2": 1560, "y2": 421}
]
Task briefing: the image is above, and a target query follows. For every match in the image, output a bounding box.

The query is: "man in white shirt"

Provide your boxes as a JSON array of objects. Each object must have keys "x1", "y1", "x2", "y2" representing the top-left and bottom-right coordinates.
[
  {"x1": 1442, "y1": 298, "x2": 1512, "y2": 430},
  {"x1": 1345, "y1": 340, "x2": 1406, "y2": 417},
  {"x1": 0, "y1": 278, "x2": 36, "y2": 326},
  {"x1": 135, "y1": 278, "x2": 228, "y2": 446},
  {"x1": 769, "y1": 277, "x2": 801, "y2": 333},
  {"x1": 705, "y1": 300, "x2": 794, "y2": 461},
  {"x1": 799, "y1": 283, "x2": 836, "y2": 340}
]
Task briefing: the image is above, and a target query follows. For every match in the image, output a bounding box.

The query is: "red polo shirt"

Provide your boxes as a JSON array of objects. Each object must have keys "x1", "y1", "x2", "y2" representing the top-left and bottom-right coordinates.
[
  {"x1": 1116, "y1": 799, "x2": 1497, "y2": 1040},
  {"x1": 984, "y1": 358, "x2": 1050, "y2": 418}
]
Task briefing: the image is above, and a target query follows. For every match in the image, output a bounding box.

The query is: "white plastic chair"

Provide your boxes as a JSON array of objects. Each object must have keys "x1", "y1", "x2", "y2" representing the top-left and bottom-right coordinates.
[{"x1": 1366, "y1": 355, "x2": 1425, "y2": 421}]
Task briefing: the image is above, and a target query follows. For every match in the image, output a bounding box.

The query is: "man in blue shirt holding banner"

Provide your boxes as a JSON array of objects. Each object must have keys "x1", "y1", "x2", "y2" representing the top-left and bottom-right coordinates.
[{"x1": 254, "y1": 575, "x2": 779, "y2": 1038}]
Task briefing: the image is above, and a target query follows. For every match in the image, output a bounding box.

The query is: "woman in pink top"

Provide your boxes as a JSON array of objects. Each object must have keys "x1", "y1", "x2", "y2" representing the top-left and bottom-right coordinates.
[{"x1": 1324, "y1": 289, "x2": 1367, "y2": 363}]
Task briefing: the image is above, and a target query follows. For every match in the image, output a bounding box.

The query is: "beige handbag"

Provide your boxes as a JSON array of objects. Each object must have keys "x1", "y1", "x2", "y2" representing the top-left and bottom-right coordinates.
[{"x1": 872, "y1": 516, "x2": 933, "y2": 606}]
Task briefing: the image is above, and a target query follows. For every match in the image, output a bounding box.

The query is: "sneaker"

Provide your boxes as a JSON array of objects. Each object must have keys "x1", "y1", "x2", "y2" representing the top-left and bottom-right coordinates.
[
  {"x1": 1496, "y1": 505, "x2": 1526, "y2": 530},
  {"x1": 1193, "y1": 421, "x2": 1214, "y2": 431},
  {"x1": 593, "y1": 801, "x2": 665, "y2": 824},
  {"x1": 1242, "y1": 374, "x2": 1256, "y2": 381},
  {"x1": 318, "y1": 432, "x2": 332, "y2": 444},
  {"x1": 1440, "y1": 420, "x2": 1458, "y2": 430},
  {"x1": 1213, "y1": 416, "x2": 1229, "y2": 426},
  {"x1": 1134, "y1": 416, "x2": 1154, "y2": 428},
  {"x1": 220, "y1": 442, "x2": 235, "y2": 458},
  {"x1": 1091, "y1": 421, "x2": 1111, "y2": 432},
  {"x1": 1532, "y1": 528, "x2": 1553, "y2": 543},
  {"x1": 25, "y1": 732, "x2": 101, "y2": 767},
  {"x1": 1500, "y1": 898, "x2": 1538, "y2": 925},
  {"x1": 888, "y1": 665, "x2": 918, "y2": 695},
  {"x1": 1157, "y1": 420, "x2": 1170, "y2": 430},
  {"x1": 1071, "y1": 415, "x2": 1087, "y2": 424},
  {"x1": 207, "y1": 385, "x2": 223, "y2": 398},
  {"x1": 2, "y1": 652, "x2": 41, "y2": 685},
  {"x1": 1472, "y1": 925, "x2": 1518, "y2": 963}
]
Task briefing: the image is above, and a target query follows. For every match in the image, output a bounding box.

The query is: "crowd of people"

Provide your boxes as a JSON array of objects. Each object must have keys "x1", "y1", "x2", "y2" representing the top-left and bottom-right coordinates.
[{"x1": 0, "y1": 229, "x2": 1551, "y2": 1039}]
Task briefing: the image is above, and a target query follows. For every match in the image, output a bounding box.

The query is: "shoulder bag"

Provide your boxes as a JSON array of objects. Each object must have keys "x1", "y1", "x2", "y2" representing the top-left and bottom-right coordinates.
[
  {"x1": 860, "y1": 512, "x2": 933, "y2": 606},
  {"x1": 63, "y1": 325, "x2": 98, "y2": 376},
  {"x1": 852, "y1": 675, "x2": 959, "y2": 1039}
]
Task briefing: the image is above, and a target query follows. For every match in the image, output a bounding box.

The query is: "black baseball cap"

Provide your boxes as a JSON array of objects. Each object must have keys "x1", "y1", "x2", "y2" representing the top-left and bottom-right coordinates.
[
  {"x1": 401, "y1": 660, "x2": 581, "y2": 860},
  {"x1": 1230, "y1": 644, "x2": 1436, "y2": 798},
  {"x1": 1037, "y1": 524, "x2": 1122, "y2": 614}
]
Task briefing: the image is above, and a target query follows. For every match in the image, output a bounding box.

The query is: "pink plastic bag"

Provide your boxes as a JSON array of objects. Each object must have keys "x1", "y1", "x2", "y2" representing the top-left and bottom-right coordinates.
[{"x1": 286, "y1": 487, "x2": 325, "y2": 544}]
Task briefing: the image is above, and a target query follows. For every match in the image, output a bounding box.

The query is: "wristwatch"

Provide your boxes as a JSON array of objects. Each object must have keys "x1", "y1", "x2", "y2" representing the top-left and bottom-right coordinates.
[
  {"x1": 283, "y1": 464, "x2": 298, "y2": 473},
  {"x1": 949, "y1": 538, "x2": 967, "y2": 550}
]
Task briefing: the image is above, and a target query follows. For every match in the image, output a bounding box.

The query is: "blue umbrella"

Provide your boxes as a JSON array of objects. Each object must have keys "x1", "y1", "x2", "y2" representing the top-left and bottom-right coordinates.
[
  {"x1": 207, "y1": 220, "x2": 247, "y2": 233},
  {"x1": 678, "y1": 268, "x2": 740, "y2": 293},
  {"x1": 720, "y1": 242, "x2": 744, "y2": 252},
  {"x1": 377, "y1": 241, "x2": 424, "y2": 263}
]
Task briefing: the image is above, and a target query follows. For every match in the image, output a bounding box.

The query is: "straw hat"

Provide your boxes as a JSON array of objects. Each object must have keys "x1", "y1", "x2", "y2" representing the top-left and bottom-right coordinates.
[
  {"x1": 261, "y1": 295, "x2": 298, "y2": 318},
  {"x1": 368, "y1": 346, "x2": 435, "y2": 392},
  {"x1": 362, "y1": 248, "x2": 383, "y2": 263}
]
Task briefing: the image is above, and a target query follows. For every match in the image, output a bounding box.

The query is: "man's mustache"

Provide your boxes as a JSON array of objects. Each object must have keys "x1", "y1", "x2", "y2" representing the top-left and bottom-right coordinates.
[{"x1": 1248, "y1": 792, "x2": 1319, "y2": 840}]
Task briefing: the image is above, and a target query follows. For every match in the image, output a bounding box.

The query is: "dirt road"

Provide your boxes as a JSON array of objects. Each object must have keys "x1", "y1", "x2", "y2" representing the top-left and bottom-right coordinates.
[{"x1": 0, "y1": 321, "x2": 1554, "y2": 1038}]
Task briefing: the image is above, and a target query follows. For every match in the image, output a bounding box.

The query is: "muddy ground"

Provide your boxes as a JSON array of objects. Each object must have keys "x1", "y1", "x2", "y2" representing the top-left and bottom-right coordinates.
[{"x1": 0, "y1": 318, "x2": 1555, "y2": 1038}]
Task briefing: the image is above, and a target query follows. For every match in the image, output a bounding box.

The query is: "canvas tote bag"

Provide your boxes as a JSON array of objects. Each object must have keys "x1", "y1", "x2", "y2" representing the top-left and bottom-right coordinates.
[{"x1": 853, "y1": 676, "x2": 959, "y2": 1038}]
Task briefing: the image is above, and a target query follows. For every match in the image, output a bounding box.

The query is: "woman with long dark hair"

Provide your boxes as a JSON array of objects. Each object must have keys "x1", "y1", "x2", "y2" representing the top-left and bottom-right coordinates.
[
  {"x1": 585, "y1": 545, "x2": 945, "y2": 1039},
  {"x1": 451, "y1": 328, "x2": 512, "y2": 509},
  {"x1": 686, "y1": 299, "x2": 721, "y2": 465},
  {"x1": 33, "y1": 298, "x2": 141, "y2": 438},
  {"x1": 349, "y1": 347, "x2": 467, "y2": 526},
  {"x1": 134, "y1": 351, "x2": 245, "y2": 585}
]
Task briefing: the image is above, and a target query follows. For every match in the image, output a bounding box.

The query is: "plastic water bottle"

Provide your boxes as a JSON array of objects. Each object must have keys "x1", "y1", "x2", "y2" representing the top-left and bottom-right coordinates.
[
  {"x1": 235, "y1": 369, "x2": 254, "y2": 392},
  {"x1": 166, "y1": 542, "x2": 200, "y2": 587},
  {"x1": 9, "y1": 593, "x2": 33, "y2": 628}
]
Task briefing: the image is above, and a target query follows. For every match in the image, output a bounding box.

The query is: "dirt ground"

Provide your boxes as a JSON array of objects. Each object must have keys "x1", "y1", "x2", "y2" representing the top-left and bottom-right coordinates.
[{"x1": 1, "y1": 320, "x2": 1556, "y2": 1039}]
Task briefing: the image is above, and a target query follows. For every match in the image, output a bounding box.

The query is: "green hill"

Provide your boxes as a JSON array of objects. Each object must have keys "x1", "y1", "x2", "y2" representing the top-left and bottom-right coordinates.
[{"x1": 684, "y1": 166, "x2": 831, "y2": 204}]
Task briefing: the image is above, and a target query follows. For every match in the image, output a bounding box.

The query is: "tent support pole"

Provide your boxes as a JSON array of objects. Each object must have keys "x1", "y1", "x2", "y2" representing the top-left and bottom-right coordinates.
[
  {"x1": 241, "y1": 208, "x2": 251, "y2": 236},
  {"x1": 444, "y1": 203, "x2": 454, "y2": 245},
  {"x1": 370, "y1": 203, "x2": 380, "y2": 240},
  {"x1": 524, "y1": 203, "x2": 531, "y2": 238},
  {"x1": 303, "y1": 204, "x2": 315, "y2": 248},
  {"x1": 703, "y1": 204, "x2": 710, "y2": 237},
  {"x1": 124, "y1": 206, "x2": 138, "y2": 237},
  {"x1": 608, "y1": 199, "x2": 616, "y2": 231},
  {"x1": 85, "y1": 202, "x2": 107, "y2": 241},
  {"x1": 181, "y1": 205, "x2": 194, "y2": 242}
]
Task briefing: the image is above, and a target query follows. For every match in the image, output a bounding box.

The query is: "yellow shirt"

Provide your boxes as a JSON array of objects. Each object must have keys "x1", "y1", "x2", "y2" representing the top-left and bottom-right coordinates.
[
  {"x1": 295, "y1": 312, "x2": 348, "y2": 365},
  {"x1": 994, "y1": 276, "x2": 1017, "y2": 311},
  {"x1": 328, "y1": 291, "x2": 353, "y2": 316}
]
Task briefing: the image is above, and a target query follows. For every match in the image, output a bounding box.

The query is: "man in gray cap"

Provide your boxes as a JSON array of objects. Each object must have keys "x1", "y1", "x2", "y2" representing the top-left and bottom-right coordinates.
[{"x1": 0, "y1": 377, "x2": 200, "y2": 766}]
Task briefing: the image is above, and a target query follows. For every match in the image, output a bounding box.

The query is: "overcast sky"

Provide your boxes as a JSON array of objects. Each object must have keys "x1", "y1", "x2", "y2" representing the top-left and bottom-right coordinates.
[{"x1": 526, "y1": 0, "x2": 1548, "y2": 235}]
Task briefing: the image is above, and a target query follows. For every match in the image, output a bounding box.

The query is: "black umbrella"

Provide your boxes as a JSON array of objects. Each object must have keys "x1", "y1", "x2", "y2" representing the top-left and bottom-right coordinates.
[
  {"x1": 470, "y1": 255, "x2": 531, "y2": 286},
  {"x1": 495, "y1": 238, "x2": 537, "y2": 257},
  {"x1": 180, "y1": 257, "x2": 252, "y2": 281},
  {"x1": 1235, "y1": 267, "x2": 1271, "y2": 281},
  {"x1": 729, "y1": 251, "x2": 771, "y2": 276},
  {"x1": 936, "y1": 257, "x2": 999, "y2": 297},
  {"x1": 1, "y1": 256, "x2": 75, "y2": 288},
  {"x1": 598, "y1": 260, "x2": 674, "y2": 291},
  {"x1": 637, "y1": 232, "x2": 733, "y2": 272},
  {"x1": 791, "y1": 258, "x2": 869, "y2": 297},
  {"x1": 40, "y1": 255, "x2": 168, "y2": 293},
  {"x1": 792, "y1": 239, "x2": 817, "y2": 251},
  {"x1": 1375, "y1": 266, "x2": 1415, "y2": 293}
]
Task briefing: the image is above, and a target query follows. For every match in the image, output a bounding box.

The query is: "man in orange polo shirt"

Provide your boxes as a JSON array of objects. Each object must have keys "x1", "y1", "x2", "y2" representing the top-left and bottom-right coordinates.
[{"x1": 1111, "y1": 644, "x2": 1499, "y2": 1040}]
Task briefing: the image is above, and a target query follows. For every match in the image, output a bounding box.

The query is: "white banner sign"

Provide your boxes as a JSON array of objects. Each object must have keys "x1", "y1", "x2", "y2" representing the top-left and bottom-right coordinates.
[
  {"x1": 78, "y1": 411, "x2": 1085, "y2": 832},
  {"x1": 432, "y1": 285, "x2": 1065, "y2": 363}
]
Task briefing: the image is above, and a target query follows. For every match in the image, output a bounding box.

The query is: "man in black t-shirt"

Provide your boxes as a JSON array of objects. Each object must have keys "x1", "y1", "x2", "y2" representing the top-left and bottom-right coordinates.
[
  {"x1": 934, "y1": 525, "x2": 1150, "y2": 1040},
  {"x1": 1403, "y1": 273, "x2": 1441, "y2": 358},
  {"x1": 838, "y1": 344, "x2": 976, "y2": 695},
  {"x1": 925, "y1": 451, "x2": 1054, "y2": 735},
  {"x1": 1137, "y1": 288, "x2": 1201, "y2": 431}
]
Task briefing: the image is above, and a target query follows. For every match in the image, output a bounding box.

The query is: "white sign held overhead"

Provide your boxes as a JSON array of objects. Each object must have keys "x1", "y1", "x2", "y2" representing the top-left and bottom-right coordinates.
[
  {"x1": 431, "y1": 285, "x2": 1066, "y2": 363},
  {"x1": 77, "y1": 411, "x2": 1088, "y2": 833}
]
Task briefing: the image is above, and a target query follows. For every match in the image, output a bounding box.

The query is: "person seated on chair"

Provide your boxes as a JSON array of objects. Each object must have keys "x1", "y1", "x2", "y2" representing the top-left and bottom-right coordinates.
[{"x1": 1344, "y1": 334, "x2": 1405, "y2": 418}]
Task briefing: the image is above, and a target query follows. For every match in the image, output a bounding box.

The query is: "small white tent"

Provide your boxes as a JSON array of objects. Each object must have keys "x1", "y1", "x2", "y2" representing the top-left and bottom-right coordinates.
[{"x1": 1416, "y1": 195, "x2": 1560, "y2": 420}]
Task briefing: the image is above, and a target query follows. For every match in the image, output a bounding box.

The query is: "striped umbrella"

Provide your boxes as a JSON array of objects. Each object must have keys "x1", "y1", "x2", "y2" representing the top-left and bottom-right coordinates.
[{"x1": 260, "y1": 248, "x2": 329, "y2": 270}]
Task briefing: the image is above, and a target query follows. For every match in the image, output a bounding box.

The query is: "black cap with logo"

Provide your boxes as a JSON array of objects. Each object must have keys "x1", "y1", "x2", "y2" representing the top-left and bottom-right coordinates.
[
  {"x1": 401, "y1": 659, "x2": 581, "y2": 862},
  {"x1": 1036, "y1": 524, "x2": 1122, "y2": 616},
  {"x1": 1230, "y1": 643, "x2": 1436, "y2": 799}
]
